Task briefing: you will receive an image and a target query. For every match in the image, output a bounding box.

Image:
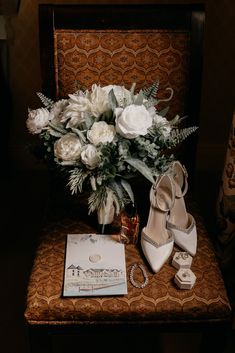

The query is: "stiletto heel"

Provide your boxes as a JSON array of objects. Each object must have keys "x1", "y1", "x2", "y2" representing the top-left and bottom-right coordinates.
[
  {"x1": 141, "y1": 174, "x2": 175, "y2": 273},
  {"x1": 167, "y1": 161, "x2": 197, "y2": 256}
]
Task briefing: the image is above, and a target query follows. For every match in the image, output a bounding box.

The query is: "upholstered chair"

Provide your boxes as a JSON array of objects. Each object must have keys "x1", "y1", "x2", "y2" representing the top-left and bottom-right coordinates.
[{"x1": 24, "y1": 5, "x2": 232, "y2": 353}]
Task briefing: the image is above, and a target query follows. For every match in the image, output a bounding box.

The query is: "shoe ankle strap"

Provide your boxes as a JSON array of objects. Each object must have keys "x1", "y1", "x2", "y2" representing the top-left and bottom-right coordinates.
[
  {"x1": 151, "y1": 174, "x2": 175, "y2": 212},
  {"x1": 171, "y1": 161, "x2": 188, "y2": 197}
]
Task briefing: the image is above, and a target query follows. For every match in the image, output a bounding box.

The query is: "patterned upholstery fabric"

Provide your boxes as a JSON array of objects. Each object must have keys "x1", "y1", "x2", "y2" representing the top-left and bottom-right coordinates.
[
  {"x1": 24, "y1": 202, "x2": 231, "y2": 326},
  {"x1": 54, "y1": 29, "x2": 189, "y2": 118}
]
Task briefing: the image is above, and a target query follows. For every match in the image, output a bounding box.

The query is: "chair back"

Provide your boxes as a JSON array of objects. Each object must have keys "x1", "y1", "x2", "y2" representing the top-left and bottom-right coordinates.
[{"x1": 39, "y1": 4, "x2": 205, "y2": 179}]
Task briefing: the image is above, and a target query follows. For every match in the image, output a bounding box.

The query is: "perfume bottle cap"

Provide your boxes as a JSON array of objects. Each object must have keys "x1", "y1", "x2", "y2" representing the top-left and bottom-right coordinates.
[{"x1": 125, "y1": 203, "x2": 137, "y2": 218}]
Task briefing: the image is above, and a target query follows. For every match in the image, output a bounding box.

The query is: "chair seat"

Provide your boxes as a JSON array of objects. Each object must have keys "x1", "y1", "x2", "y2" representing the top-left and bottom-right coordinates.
[{"x1": 24, "y1": 202, "x2": 231, "y2": 328}]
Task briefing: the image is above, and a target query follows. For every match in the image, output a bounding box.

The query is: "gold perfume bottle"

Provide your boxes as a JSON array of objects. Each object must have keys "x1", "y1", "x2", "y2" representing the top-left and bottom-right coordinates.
[{"x1": 119, "y1": 203, "x2": 140, "y2": 244}]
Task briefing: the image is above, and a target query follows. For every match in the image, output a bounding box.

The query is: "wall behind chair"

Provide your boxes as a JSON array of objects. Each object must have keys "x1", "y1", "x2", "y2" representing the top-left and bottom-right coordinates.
[{"x1": 5, "y1": 0, "x2": 235, "y2": 173}]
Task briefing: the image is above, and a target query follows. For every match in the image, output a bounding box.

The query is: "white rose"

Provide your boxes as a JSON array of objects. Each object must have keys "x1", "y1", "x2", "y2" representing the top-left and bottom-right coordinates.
[
  {"x1": 115, "y1": 104, "x2": 153, "y2": 139},
  {"x1": 87, "y1": 121, "x2": 116, "y2": 145},
  {"x1": 81, "y1": 144, "x2": 100, "y2": 169},
  {"x1": 54, "y1": 133, "x2": 82, "y2": 161},
  {"x1": 26, "y1": 108, "x2": 50, "y2": 134},
  {"x1": 153, "y1": 114, "x2": 172, "y2": 137}
]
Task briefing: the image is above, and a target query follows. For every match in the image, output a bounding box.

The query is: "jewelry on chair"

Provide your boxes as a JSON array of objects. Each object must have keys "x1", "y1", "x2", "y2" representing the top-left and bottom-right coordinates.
[{"x1": 129, "y1": 263, "x2": 149, "y2": 288}]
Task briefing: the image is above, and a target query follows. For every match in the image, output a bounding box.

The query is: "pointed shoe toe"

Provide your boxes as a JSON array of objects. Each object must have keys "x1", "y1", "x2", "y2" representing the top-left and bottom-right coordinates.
[
  {"x1": 167, "y1": 213, "x2": 197, "y2": 256},
  {"x1": 141, "y1": 229, "x2": 174, "y2": 273}
]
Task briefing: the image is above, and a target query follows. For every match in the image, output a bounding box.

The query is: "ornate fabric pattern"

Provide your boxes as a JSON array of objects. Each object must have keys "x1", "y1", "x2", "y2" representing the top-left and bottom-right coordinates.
[
  {"x1": 24, "y1": 202, "x2": 231, "y2": 326},
  {"x1": 54, "y1": 29, "x2": 190, "y2": 118}
]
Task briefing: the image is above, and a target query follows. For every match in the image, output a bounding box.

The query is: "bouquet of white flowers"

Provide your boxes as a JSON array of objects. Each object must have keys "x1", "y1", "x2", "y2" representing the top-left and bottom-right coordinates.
[{"x1": 26, "y1": 81, "x2": 197, "y2": 224}]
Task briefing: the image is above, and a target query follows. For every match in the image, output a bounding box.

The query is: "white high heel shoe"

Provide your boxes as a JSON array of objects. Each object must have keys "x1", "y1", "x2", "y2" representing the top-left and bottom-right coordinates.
[
  {"x1": 141, "y1": 174, "x2": 175, "y2": 273},
  {"x1": 166, "y1": 161, "x2": 197, "y2": 256}
]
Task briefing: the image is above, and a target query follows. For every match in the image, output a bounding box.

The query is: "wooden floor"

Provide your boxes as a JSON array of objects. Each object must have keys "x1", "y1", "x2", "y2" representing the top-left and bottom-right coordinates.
[{"x1": 1, "y1": 169, "x2": 234, "y2": 353}]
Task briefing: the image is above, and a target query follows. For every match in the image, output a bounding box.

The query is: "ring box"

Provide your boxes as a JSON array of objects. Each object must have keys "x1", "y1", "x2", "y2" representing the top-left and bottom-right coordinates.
[
  {"x1": 174, "y1": 268, "x2": 196, "y2": 290},
  {"x1": 172, "y1": 251, "x2": 192, "y2": 269}
]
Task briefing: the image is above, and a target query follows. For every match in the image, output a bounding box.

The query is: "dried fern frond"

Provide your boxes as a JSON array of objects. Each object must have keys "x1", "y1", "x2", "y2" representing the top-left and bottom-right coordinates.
[
  {"x1": 168, "y1": 126, "x2": 198, "y2": 147},
  {"x1": 36, "y1": 92, "x2": 54, "y2": 109},
  {"x1": 143, "y1": 80, "x2": 160, "y2": 99}
]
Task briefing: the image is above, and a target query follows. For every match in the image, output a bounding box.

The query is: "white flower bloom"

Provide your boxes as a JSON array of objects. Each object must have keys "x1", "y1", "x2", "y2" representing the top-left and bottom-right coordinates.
[
  {"x1": 49, "y1": 99, "x2": 68, "y2": 123},
  {"x1": 87, "y1": 121, "x2": 116, "y2": 145},
  {"x1": 26, "y1": 82, "x2": 198, "y2": 219},
  {"x1": 61, "y1": 91, "x2": 89, "y2": 128},
  {"x1": 102, "y1": 85, "x2": 133, "y2": 106},
  {"x1": 61, "y1": 85, "x2": 110, "y2": 126},
  {"x1": 153, "y1": 114, "x2": 172, "y2": 137},
  {"x1": 62, "y1": 105, "x2": 88, "y2": 128},
  {"x1": 26, "y1": 108, "x2": 50, "y2": 134},
  {"x1": 90, "y1": 84, "x2": 110, "y2": 117},
  {"x1": 115, "y1": 104, "x2": 153, "y2": 139},
  {"x1": 54, "y1": 133, "x2": 82, "y2": 161},
  {"x1": 81, "y1": 144, "x2": 100, "y2": 169}
]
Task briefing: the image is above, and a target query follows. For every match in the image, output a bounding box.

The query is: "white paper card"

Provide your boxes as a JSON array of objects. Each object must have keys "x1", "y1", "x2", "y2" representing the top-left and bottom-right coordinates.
[{"x1": 63, "y1": 233, "x2": 128, "y2": 297}]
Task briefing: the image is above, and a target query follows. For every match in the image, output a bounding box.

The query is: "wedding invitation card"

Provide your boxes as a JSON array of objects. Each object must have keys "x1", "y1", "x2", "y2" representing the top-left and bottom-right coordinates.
[{"x1": 63, "y1": 233, "x2": 127, "y2": 297}]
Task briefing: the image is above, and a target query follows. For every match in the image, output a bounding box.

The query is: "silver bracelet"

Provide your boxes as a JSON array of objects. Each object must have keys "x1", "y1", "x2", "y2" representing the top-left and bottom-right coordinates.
[{"x1": 129, "y1": 263, "x2": 149, "y2": 289}]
